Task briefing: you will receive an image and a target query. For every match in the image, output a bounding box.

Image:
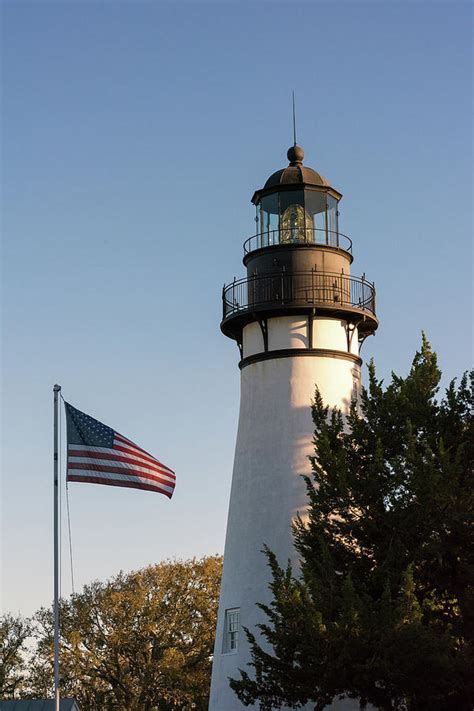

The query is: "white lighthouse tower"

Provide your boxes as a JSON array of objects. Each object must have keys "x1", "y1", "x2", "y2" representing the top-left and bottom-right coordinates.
[{"x1": 209, "y1": 143, "x2": 378, "y2": 710}]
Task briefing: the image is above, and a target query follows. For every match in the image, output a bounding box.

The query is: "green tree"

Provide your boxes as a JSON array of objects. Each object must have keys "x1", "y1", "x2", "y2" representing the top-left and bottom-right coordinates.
[
  {"x1": 230, "y1": 338, "x2": 473, "y2": 710},
  {"x1": 29, "y1": 555, "x2": 222, "y2": 710},
  {"x1": 0, "y1": 613, "x2": 33, "y2": 698}
]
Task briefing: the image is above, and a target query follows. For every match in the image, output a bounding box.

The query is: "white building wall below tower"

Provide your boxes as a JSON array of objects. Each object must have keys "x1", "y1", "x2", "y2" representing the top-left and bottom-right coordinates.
[{"x1": 209, "y1": 345, "x2": 361, "y2": 711}]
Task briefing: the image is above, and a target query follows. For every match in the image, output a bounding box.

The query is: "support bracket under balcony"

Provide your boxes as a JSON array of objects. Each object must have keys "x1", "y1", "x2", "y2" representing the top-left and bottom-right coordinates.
[
  {"x1": 345, "y1": 320, "x2": 362, "y2": 353},
  {"x1": 236, "y1": 335, "x2": 243, "y2": 360},
  {"x1": 358, "y1": 329, "x2": 375, "y2": 350},
  {"x1": 308, "y1": 308, "x2": 316, "y2": 349},
  {"x1": 256, "y1": 317, "x2": 268, "y2": 352}
]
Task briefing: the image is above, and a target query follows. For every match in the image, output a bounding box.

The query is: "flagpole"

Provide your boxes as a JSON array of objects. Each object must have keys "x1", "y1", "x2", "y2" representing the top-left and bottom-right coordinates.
[{"x1": 53, "y1": 384, "x2": 61, "y2": 711}]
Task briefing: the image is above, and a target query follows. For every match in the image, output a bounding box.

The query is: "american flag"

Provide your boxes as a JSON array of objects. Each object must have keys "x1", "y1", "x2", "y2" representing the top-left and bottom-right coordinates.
[{"x1": 65, "y1": 402, "x2": 175, "y2": 498}]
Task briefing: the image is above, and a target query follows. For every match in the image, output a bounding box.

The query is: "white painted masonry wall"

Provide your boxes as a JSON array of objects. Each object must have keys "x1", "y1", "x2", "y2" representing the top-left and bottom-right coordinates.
[
  {"x1": 209, "y1": 315, "x2": 361, "y2": 710},
  {"x1": 242, "y1": 316, "x2": 360, "y2": 359}
]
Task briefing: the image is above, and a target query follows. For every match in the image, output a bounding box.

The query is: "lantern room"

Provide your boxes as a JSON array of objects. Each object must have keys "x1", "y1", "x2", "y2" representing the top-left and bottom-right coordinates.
[{"x1": 251, "y1": 144, "x2": 343, "y2": 250}]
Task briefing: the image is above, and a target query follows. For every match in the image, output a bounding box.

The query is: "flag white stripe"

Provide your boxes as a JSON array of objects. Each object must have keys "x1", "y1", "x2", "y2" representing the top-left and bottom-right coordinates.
[
  {"x1": 68, "y1": 444, "x2": 120, "y2": 455},
  {"x1": 67, "y1": 469, "x2": 175, "y2": 494},
  {"x1": 113, "y1": 434, "x2": 173, "y2": 467},
  {"x1": 113, "y1": 439, "x2": 174, "y2": 473},
  {"x1": 67, "y1": 444, "x2": 175, "y2": 476},
  {"x1": 68, "y1": 456, "x2": 176, "y2": 483},
  {"x1": 114, "y1": 433, "x2": 136, "y2": 446},
  {"x1": 114, "y1": 434, "x2": 149, "y2": 452}
]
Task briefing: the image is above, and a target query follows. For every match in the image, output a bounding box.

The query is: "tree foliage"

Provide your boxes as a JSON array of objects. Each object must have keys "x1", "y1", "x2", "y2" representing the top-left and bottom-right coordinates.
[
  {"x1": 0, "y1": 613, "x2": 33, "y2": 698},
  {"x1": 27, "y1": 555, "x2": 222, "y2": 710},
  {"x1": 231, "y1": 338, "x2": 473, "y2": 710}
]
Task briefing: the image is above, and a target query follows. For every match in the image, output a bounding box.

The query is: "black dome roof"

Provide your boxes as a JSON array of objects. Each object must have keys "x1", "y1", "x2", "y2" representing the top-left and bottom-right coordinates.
[
  {"x1": 264, "y1": 164, "x2": 329, "y2": 189},
  {"x1": 251, "y1": 145, "x2": 342, "y2": 205},
  {"x1": 264, "y1": 144, "x2": 329, "y2": 189}
]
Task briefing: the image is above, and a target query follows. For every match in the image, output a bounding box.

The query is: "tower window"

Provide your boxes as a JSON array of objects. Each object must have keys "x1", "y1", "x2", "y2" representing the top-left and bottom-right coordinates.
[{"x1": 223, "y1": 608, "x2": 240, "y2": 653}]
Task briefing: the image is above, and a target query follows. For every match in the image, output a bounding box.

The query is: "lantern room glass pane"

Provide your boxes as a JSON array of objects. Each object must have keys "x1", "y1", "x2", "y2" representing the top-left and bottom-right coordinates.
[
  {"x1": 304, "y1": 190, "x2": 327, "y2": 244},
  {"x1": 259, "y1": 193, "x2": 279, "y2": 247},
  {"x1": 327, "y1": 195, "x2": 339, "y2": 246}
]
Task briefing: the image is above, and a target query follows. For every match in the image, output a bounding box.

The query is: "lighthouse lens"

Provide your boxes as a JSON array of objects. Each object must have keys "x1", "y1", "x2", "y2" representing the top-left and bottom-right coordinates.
[
  {"x1": 279, "y1": 190, "x2": 306, "y2": 243},
  {"x1": 280, "y1": 204, "x2": 309, "y2": 243}
]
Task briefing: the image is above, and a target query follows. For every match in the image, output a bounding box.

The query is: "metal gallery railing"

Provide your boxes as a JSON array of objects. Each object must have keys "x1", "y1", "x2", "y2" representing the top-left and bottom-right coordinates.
[
  {"x1": 222, "y1": 270, "x2": 375, "y2": 320},
  {"x1": 243, "y1": 228, "x2": 353, "y2": 255}
]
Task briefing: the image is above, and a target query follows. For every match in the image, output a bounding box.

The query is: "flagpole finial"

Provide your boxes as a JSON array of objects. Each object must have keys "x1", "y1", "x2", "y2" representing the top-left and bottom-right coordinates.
[{"x1": 53, "y1": 384, "x2": 61, "y2": 392}]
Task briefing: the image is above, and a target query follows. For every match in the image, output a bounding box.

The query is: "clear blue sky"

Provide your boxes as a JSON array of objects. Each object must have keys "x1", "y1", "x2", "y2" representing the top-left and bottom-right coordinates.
[{"x1": 2, "y1": 0, "x2": 472, "y2": 616}]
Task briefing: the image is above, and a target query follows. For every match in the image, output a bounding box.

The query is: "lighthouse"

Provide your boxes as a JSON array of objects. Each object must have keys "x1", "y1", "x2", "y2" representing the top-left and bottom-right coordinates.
[{"x1": 209, "y1": 143, "x2": 378, "y2": 710}]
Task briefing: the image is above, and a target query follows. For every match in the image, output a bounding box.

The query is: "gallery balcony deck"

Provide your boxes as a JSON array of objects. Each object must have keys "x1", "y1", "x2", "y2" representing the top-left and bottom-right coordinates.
[{"x1": 221, "y1": 269, "x2": 378, "y2": 339}]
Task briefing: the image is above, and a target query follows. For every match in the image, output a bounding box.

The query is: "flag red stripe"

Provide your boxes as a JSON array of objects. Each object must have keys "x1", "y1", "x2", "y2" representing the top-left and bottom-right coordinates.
[
  {"x1": 114, "y1": 430, "x2": 136, "y2": 444},
  {"x1": 68, "y1": 449, "x2": 174, "y2": 478},
  {"x1": 113, "y1": 442, "x2": 174, "y2": 474},
  {"x1": 67, "y1": 461, "x2": 176, "y2": 489},
  {"x1": 114, "y1": 433, "x2": 153, "y2": 457},
  {"x1": 67, "y1": 475, "x2": 173, "y2": 498},
  {"x1": 114, "y1": 434, "x2": 174, "y2": 474}
]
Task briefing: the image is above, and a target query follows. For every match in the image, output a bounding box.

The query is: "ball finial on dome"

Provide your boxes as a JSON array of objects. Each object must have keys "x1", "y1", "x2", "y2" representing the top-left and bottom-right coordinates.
[{"x1": 287, "y1": 144, "x2": 304, "y2": 164}]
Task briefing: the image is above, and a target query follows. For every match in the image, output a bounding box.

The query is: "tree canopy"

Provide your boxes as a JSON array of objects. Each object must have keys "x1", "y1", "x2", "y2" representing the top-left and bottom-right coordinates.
[
  {"x1": 0, "y1": 613, "x2": 33, "y2": 699},
  {"x1": 231, "y1": 337, "x2": 473, "y2": 710},
  {"x1": 2, "y1": 555, "x2": 221, "y2": 710}
]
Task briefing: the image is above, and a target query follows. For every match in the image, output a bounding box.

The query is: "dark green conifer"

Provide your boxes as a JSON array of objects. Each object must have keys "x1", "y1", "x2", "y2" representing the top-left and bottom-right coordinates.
[{"x1": 231, "y1": 339, "x2": 473, "y2": 710}]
